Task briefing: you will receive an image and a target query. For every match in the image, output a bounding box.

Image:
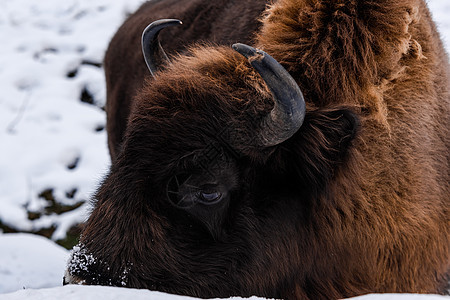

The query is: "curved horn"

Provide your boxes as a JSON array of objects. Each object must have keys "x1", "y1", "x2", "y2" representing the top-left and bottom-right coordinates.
[
  {"x1": 142, "y1": 19, "x2": 182, "y2": 77},
  {"x1": 232, "y1": 43, "x2": 306, "y2": 147}
]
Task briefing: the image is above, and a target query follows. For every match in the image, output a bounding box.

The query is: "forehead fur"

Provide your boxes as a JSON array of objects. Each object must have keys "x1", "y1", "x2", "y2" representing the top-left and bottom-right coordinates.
[
  {"x1": 135, "y1": 45, "x2": 271, "y2": 116},
  {"x1": 125, "y1": 46, "x2": 274, "y2": 171}
]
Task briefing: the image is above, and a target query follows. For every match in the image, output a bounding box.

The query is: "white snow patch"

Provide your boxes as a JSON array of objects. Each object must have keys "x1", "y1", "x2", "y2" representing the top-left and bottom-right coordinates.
[
  {"x1": 0, "y1": 0, "x2": 144, "y2": 237},
  {"x1": 350, "y1": 294, "x2": 450, "y2": 300},
  {"x1": 0, "y1": 233, "x2": 68, "y2": 294},
  {"x1": 67, "y1": 243, "x2": 96, "y2": 273},
  {"x1": 0, "y1": 285, "x2": 267, "y2": 300},
  {"x1": 0, "y1": 286, "x2": 448, "y2": 300},
  {"x1": 427, "y1": 0, "x2": 450, "y2": 53}
]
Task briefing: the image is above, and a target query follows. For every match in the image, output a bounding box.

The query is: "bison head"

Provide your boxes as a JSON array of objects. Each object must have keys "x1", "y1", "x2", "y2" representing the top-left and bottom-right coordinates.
[{"x1": 64, "y1": 19, "x2": 359, "y2": 299}]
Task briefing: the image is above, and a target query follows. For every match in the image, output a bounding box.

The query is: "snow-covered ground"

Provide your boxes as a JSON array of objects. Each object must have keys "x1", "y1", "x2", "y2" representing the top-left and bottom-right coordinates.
[
  {"x1": 0, "y1": 0, "x2": 145, "y2": 241},
  {"x1": 1, "y1": 286, "x2": 448, "y2": 300},
  {"x1": 0, "y1": 233, "x2": 67, "y2": 293},
  {"x1": 0, "y1": 0, "x2": 449, "y2": 299}
]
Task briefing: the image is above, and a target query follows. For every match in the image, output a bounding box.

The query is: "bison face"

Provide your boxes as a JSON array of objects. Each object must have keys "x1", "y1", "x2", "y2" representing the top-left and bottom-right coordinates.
[{"x1": 64, "y1": 42, "x2": 359, "y2": 298}]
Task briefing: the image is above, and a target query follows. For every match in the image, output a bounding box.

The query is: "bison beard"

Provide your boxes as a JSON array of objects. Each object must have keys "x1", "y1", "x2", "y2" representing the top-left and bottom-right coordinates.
[{"x1": 65, "y1": 0, "x2": 450, "y2": 299}]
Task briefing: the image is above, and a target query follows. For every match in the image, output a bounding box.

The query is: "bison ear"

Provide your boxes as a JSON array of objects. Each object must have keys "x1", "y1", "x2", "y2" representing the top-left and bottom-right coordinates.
[
  {"x1": 141, "y1": 19, "x2": 182, "y2": 77},
  {"x1": 273, "y1": 108, "x2": 359, "y2": 192},
  {"x1": 305, "y1": 108, "x2": 359, "y2": 157}
]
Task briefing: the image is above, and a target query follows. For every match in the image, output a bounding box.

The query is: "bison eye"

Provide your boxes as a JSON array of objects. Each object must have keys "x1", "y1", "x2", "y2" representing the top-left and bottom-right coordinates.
[
  {"x1": 197, "y1": 191, "x2": 222, "y2": 204},
  {"x1": 166, "y1": 175, "x2": 226, "y2": 208}
]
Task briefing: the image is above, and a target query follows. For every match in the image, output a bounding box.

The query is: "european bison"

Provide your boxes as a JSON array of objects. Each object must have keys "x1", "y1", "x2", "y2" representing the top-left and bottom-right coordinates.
[{"x1": 65, "y1": 0, "x2": 450, "y2": 299}]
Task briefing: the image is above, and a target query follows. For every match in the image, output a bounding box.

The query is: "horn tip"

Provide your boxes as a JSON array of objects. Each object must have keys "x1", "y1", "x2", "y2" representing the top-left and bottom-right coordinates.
[{"x1": 232, "y1": 43, "x2": 260, "y2": 60}]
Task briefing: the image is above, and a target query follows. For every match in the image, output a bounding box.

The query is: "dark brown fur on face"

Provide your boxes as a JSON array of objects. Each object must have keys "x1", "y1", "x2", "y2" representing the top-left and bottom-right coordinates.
[{"x1": 66, "y1": 0, "x2": 450, "y2": 299}]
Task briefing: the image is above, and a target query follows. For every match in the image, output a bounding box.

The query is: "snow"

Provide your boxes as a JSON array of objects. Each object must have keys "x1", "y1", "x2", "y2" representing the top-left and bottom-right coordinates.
[
  {"x1": 0, "y1": 0, "x2": 449, "y2": 299},
  {"x1": 0, "y1": 286, "x2": 449, "y2": 300},
  {"x1": 0, "y1": 233, "x2": 68, "y2": 294},
  {"x1": 0, "y1": 286, "x2": 265, "y2": 300},
  {"x1": 351, "y1": 295, "x2": 449, "y2": 300},
  {"x1": 0, "y1": 0, "x2": 144, "y2": 237},
  {"x1": 427, "y1": 1, "x2": 450, "y2": 52}
]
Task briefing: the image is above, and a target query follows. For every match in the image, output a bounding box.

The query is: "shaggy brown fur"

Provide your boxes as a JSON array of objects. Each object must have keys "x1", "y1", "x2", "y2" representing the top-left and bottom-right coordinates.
[
  {"x1": 66, "y1": 0, "x2": 449, "y2": 299},
  {"x1": 104, "y1": 0, "x2": 268, "y2": 160}
]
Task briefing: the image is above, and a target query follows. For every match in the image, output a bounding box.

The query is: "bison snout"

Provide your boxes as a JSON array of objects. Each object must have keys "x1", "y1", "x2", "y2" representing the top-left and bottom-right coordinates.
[{"x1": 63, "y1": 269, "x2": 86, "y2": 285}]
